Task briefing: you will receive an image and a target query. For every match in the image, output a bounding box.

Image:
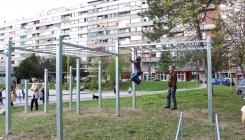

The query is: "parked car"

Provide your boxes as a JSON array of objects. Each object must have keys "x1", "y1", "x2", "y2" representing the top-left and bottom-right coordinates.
[
  {"x1": 236, "y1": 79, "x2": 245, "y2": 95},
  {"x1": 190, "y1": 79, "x2": 203, "y2": 83},
  {"x1": 212, "y1": 78, "x2": 220, "y2": 85},
  {"x1": 212, "y1": 78, "x2": 235, "y2": 86}
]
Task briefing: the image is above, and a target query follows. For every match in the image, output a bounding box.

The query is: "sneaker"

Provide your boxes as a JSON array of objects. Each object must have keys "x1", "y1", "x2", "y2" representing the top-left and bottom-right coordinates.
[
  {"x1": 171, "y1": 107, "x2": 177, "y2": 110},
  {"x1": 137, "y1": 80, "x2": 141, "y2": 85},
  {"x1": 164, "y1": 106, "x2": 170, "y2": 108}
]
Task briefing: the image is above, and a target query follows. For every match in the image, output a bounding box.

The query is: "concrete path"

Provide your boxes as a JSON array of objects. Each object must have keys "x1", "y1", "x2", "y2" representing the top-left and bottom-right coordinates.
[{"x1": 0, "y1": 84, "x2": 207, "y2": 108}]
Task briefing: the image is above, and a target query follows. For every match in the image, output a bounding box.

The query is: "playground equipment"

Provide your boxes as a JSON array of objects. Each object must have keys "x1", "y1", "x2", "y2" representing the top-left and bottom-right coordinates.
[{"x1": 3, "y1": 36, "x2": 213, "y2": 140}]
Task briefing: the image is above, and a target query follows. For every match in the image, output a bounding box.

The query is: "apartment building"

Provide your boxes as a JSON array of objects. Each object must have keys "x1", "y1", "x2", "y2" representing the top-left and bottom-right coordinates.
[{"x1": 0, "y1": 0, "x2": 219, "y2": 81}]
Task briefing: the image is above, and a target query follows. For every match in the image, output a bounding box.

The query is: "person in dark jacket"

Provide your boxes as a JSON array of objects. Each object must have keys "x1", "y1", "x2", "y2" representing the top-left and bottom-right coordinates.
[
  {"x1": 164, "y1": 65, "x2": 178, "y2": 110},
  {"x1": 129, "y1": 53, "x2": 142, "y2": 85}
]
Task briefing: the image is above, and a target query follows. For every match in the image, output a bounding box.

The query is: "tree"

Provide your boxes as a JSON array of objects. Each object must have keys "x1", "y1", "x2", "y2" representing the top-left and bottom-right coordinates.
[
  {"x1": 157, "y1": 46, "x2": 174, "y2": 74},
  {"x1": 224, "y1": 0, "x2": 245, "y2": 78},
  {"x1": 105, "y1": 55, "x2": 126, "y2": 87},
  {"x1": 138, "y1": 0, "x2": 225, "y2": 82},
  {"x1": 178, "y1": 49, "x2": 205, "y2": 79},
  {"x1": 15, "y1": 54, "x2": 43, "y2": 79},
  {"x1": 211, "y1": 14, "x2": 228, "y2": 80}
]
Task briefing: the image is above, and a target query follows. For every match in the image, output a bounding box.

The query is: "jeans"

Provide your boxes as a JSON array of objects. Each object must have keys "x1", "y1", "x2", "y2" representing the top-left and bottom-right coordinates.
[
  {"x1": 166, "y1": 87, "x2": 177, "y2": 108},
  {"x1": 22, "y1": 94, "x2": 25, "y2": 100},
  {"x1": 31, "y1": 98, "x2": 38, "y2": 110},
  {"x1": 130, "y1": 72, "x2": 141, "y2": 83}
]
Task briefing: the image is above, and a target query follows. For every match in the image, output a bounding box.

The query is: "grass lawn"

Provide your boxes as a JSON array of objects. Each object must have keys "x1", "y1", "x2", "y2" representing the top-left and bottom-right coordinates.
[{"x1": 0, "y1": 85, "x2": 244, "y2": 140}]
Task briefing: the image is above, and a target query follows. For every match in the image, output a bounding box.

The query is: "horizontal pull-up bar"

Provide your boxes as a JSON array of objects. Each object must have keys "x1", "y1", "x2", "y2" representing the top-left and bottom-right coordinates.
[
  {"x1": 119, "y1": 40, "x2": 207, "y2": 48},
  {"x1": 72, "y1": 68, "x2": 98, "y2": 70},
  {"x1": 49, "y1": 72, "x2": 71, "y2": 74},
  {"x1": 62, "y1": 42, "x2": 116, "y2": 56},
  {"x1": 14, "y1": 43, "x2": 56, "y2": 48}
]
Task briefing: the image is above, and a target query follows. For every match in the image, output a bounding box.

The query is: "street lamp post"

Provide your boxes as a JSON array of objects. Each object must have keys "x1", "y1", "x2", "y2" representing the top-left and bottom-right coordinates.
[{"x1": 228, "y1": 49, "x2": 232, "y2": 93}]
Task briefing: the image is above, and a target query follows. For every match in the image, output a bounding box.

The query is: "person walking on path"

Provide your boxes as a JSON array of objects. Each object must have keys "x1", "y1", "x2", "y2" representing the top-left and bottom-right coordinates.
[
  {"x1": 22, "y1": 87, "x2": 25, "y2": 100},
  {"x1": 30, "y1": 78, "x2": 40, "y2": 111},
  {"x1": 128, "y1": 53, "x2": 142, "y2": 85},
  {"x1": 164, "y1": 65, "x2": 178, "y2": 110}
]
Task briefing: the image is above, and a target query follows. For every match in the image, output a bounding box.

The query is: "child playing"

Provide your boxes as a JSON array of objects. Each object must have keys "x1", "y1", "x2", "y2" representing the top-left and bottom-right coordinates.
[
  {"x1": 129, "y1": 53, "x2": 142, "y2": 85},
  {"x1": 18, "y1": 93, "x2": 22, "y2": 102}
]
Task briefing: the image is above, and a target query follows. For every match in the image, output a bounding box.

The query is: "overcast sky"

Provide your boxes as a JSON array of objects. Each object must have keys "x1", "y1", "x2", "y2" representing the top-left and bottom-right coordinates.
[{"x1": 0, "y1": 0, "x2": 85, "y2": 24}]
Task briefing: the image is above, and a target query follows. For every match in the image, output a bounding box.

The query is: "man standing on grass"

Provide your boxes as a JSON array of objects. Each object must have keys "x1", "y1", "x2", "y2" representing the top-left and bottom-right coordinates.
[{"x1": 164, "y1": 65, "x2": 177, "y2": 110}]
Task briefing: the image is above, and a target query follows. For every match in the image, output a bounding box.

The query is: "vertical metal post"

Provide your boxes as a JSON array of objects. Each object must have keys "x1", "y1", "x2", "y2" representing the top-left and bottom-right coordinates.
[
  {"x1": 69, "y1": 66, "x2": 73, "y2": 108},
  {"x1": 98, "y1": 61, "x2": 102, "y2": 108},
  {"x1": 56, "y1": 36, "x2": 63, "y2": 140},
  {"x1": 44, "y1": 69, "x2": 48, "y2": 113},
  {"x1": 228, "y1": 50, "x2": 232, "y2": 93},
  {"x1": 115, "y1": 42, "x2": 120, "y2": 116},
  {"x1": 131, "y1": 48, "x2": 136, "y2": 108},
  {"x1": 207, "y1": 36, "x2": 212, "y2": 123},
  {"x1": 76, "y1": 58, "x2": 81, "y2": 114},
  {"x1": 5, "y1": 41, "x2": 12, "y2": 134},
  {"x1": 24, "y1": 80, "x2": 28, "y2": 113}
]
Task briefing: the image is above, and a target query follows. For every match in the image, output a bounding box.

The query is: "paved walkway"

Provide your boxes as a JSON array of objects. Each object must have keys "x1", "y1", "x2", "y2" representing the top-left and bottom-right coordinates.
[{"x1": 0, "y1": 84, "x2": 207, "y2": 108}]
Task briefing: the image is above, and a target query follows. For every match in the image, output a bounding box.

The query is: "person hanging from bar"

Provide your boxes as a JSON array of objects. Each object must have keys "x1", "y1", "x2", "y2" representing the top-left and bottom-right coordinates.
[{"x1": 128, "y1": 53, "x2": 142, "y2": 85}]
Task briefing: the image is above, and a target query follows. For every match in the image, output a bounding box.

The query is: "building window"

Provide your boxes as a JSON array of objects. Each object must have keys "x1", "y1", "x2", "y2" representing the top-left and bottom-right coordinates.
[
  {"x1": 109, "y1": 29, "x2": 118, "y2": 34},
  {"x1": 88, "y1": 32, "x2": 97, "y2": 37},
  {"x1": 20, "y1": 35, "x2": 26, "y2": 39},
  {"x1": 130, "y1": 1, "x2": 135, "y2": 6},
  {"x1": 119, "y1": 3, "x2": 129, "y2": 8},
  {"x1": 108, "y1": 13, "x2": 118, "y2": 18},
  {"x1": 119, "y1": 11, "x2": 130, "y2": 17}
]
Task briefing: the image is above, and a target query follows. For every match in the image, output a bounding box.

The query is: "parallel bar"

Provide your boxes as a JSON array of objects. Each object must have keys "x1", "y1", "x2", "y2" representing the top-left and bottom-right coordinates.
[
  {"x1": 119, "y1": 40, "x2": 207, "y2": 47},
  {"x1": 215, "y1": 114, "x2": 221, "y2": 140},
  {"x1": 115, "y1": 42, "x2": 120, "y2": 116},
  {"x1": 69, "y1": 66, "x2": 73, "y2": 108},
  {"x1": 207, "y1": 36, "x2": 213, "y2": 123},
  {"x1": 131, "y1": 48, "x2": 136, "y2": 109},
  {"x1": 56, "y1": 36, "x2": 63, "y2": 140},
  {"x1": 62, "y1": 42, "x2": 116, "y2": 55},
  {"x1": 98, "y1": 61, "x2": 102, "y2": 108},
  {"x1": 76, "y1": 58, "x2": 81, "y2": 114},
  {"x1": 24, "y1": 80, "x2": 28, "y2": 113},
  {"x1": 175, "y1": 112, "x2": 183, "y2": 140},
  {"x1": 5, "y1": 41, "x2": 12, "y2": 134},
  {"x1": 44, "y1": 69, "x2": 48, "y2": 113}
]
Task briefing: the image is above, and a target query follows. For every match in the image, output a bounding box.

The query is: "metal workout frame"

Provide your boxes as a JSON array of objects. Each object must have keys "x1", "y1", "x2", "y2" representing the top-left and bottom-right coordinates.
[
  {"x1": 4, "y1": 36, "x2": 212, "y2": 140},
  {"x1": 4, "y1": 36, "x2": 115, "y2": 140},
  {"x1": 116, "y1": 36, "x2": 212, "y2": 122}
]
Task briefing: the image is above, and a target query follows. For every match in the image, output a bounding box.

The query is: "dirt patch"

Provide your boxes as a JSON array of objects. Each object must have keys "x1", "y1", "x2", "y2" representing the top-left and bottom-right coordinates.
[{"x1": 16, "y1": 110, "x2": 54, "y2": 118}]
